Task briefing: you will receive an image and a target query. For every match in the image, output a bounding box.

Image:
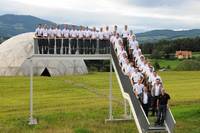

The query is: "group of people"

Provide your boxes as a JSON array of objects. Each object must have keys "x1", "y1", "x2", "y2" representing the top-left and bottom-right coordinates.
[
  {"x1": 35, "y1": 24, "x2": 171, "y2": 126},
  {"x1": 110, "y1": 26, "x2": 171, "y2": 126},
  {"x1": 35, "y1": 24, "x2": 112, "y2": 55}
]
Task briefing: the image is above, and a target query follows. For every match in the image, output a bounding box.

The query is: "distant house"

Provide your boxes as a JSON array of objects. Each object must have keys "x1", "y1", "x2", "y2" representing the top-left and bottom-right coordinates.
[{"x1": 175, "y1": 51, "x2": 192, "y2": 59}]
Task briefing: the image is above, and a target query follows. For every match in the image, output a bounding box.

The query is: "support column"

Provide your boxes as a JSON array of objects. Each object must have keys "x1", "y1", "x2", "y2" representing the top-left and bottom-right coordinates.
[
  {"x1": 124, "y1": 99, "x2": 128, "y2": 117},
  {"x1": 109, "y1": 58, "x2": 113, "y2": 120},
  {"x1": 28, "y1": 59, "x2": 37, "y2": 125}
]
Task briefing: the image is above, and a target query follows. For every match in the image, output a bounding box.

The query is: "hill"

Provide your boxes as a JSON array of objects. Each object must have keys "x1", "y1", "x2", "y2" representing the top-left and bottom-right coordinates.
[
  {"x1": 136, "y1": 29, "x2": 200, "y2": 43},
  {"x1": 0, "y1": 14, "x2": 55, "y2": 37}
]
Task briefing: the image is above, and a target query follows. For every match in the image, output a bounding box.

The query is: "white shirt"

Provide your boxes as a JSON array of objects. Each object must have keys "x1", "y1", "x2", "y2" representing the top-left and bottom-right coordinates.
[
  {"x1": 91, "y1": 31, "x2": 98, "y2": 39},
  {"x1": 62, "y1": 29, "x2": 70, "y2": 38},
  {"x1": 98, "y1": 31, "x2": 104, "y2": 40},
  {"x1": 84, "y1": 30, "x2": 91, "y2": 38},
  {"x1": 35, "y1": 28, "x2": 43, "y2": 36},
  {"x1": 110, "y1": 35, "x2": 116, "y2": 44},
  {"x1": 143, "y1": 92, "x2": 148, "y2": 104},
  {"x1": 55, "y1": 28, "x2": 62, "y2": 37},
  {"x1": 104, "y1": 30, "x2": 111, "y2": 39},
  {"x1": 42, "y1": 29, "x2": 48, "y2": 37},
  {"x1": 78, "y1": 30, "x2": 85, "y2": 38},
  {"x1": 48, "y1": 29, "x2": 55, "y2": 38},
  {"x1": 70, "y1": 30, "x2": 78, "y2": 38},
  {"x1": 114, "y1": 37, "x2": 123, "y2": 52},
  {"x1": 122, "y1": 30, "x2": 130, "y2": 38},
  {"x1": 133, "y1": 83, "x2": 144, "y2": 95},
  {"x1": 131, "y1": 72, "x2": 143, "y2": 83},
  {"x1": 154, "y1": 84, "x2": 161, "y2": 96},
  {"x1": 129, "y1": 40, "x2": 139, "y2": 50}
]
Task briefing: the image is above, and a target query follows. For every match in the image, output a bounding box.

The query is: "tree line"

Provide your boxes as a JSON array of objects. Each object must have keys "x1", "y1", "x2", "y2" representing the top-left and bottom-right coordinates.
[{"x1": 140, "y1": 37, "x2": 200, "y2": 59}]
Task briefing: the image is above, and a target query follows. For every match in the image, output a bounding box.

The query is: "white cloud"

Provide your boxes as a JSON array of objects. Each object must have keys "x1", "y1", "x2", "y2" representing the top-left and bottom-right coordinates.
[{"x1": 0, "y1": 0, "x2": 200, "y2": 32}]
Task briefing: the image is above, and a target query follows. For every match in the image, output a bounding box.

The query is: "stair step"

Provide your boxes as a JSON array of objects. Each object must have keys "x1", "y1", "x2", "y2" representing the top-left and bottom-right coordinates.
[{"x1": 148, "y1": 126, "x2": 167, "y2": 132}]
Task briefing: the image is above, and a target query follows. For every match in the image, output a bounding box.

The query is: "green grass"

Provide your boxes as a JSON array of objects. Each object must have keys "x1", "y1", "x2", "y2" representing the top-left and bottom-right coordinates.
[
  {"x1": 0, "y1": 72, "x2": 200, "y2": 133},
  {"x1": 150, "y1": 59, "x2": 182, "y2": 70}
]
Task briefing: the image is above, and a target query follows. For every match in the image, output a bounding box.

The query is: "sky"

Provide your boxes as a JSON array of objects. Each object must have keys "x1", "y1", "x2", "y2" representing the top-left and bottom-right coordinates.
[{"x1": 0, "y1": 0, "x2": 200, "y2": 33}]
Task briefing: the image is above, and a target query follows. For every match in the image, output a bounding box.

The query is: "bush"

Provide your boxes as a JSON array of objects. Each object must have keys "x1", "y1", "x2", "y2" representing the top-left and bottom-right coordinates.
[
  {"x1": 175, "y1": 60, "x2": 200, "y2": 71},
  {"x1": 153, "y1": 61, "x2": 160, "y2": 70}
]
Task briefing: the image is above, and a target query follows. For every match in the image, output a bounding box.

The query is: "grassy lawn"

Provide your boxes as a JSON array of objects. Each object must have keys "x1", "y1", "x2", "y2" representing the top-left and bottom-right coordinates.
[
  {"x1": 0, "y1": 72, "x2": 200, "y2": 133},
  {"x1": 150, "y1": 59, "x2": 182, "y2": 70}
]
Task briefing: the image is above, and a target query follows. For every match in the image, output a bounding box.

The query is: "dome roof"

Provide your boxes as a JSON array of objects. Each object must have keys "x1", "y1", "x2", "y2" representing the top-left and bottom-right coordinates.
[{"x1": 0, "y1": 32, "x2": 88, "y2": 76}]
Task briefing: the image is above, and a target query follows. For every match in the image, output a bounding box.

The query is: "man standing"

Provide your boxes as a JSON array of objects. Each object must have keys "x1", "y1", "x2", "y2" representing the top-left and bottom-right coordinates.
[
  {"x1": 70, "y1": 26, "x2": 78, "y2": 54},
  {"x1": 55, "y1": 25, "x2": 62, "y2": 54},
  {"x1": 133, "y1": 80, "x2": 144, "y2": 101},
  {"x1": 42, "y1": 24, "x2": 49, "y2": 54},
  {"x1": 104, "y1": 26, "x2": 111, "y2": 54},
  {"x1": 91, "y1": 27, "x2": 98, "y2": 54},
  {"x1": 122, "y1": 25, "x2": 129, "y2": 54},
  {"x1": 78, "y1": 26, "x2": 84, "y2": 54},
  {"x1": 98, "y1": 28, "x2": 104, "y2": 54},
  {"x1": 62, "y1": 24, "x2": 70, "y2": 54},
  {"x1": 151, "y1": 79, "x2": 162, "y2": 116},
  {"x1": 48, "y1": 25, "x2": 55, "y2": 54},
  {"x1": 35, "y1": 24, "x2": 43, "y2": 54},
  {"x1": 141, "y1": 86, "x2": 151, "y2": 117},
  {"x1": 155, "y1": 89, "x2": 170, "y2": 126},
  {"x1": 84, "y1": 27, "x2": 92, "y2": 54}
]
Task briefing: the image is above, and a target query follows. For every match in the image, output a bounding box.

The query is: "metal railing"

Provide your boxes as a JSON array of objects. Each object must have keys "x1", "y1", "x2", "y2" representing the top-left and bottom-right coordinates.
[{"x1": 33, "y1": 37, "x2": 111, "y2": 55}]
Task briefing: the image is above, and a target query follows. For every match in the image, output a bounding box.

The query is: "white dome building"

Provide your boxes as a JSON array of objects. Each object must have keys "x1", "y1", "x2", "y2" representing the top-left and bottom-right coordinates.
[{"x1": 0, "y1": 32, "x2": 88, "y2": 76}]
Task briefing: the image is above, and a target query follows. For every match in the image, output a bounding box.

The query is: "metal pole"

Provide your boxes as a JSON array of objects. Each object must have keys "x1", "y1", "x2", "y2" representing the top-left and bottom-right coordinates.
[
  {"x1": 109, "y1": 58, "x2": 113, "y2": 120},
  {"x1": 124, "y1": 99, "x2": 127, "y2": 117},
  {"x1": 30, "y1": 59, "x2": 33, "y2": 121},
  {"x1": 29, "y1": 59, "x2": 37, "y2": 125}
]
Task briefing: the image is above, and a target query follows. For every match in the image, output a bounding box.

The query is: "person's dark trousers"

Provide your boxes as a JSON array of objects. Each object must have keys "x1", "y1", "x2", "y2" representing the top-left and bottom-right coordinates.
[
  {"x1": 56, "y1": 38, "x2": 61, "y2": 54},
  {"x1": 123, "y1": 38, "x2": 128, "y2": 53},
  {"x1": 71, "y1": 38, "x2": 77, "y2": 54},
  {"x1": 142, "y1": 103, "x2": 149, "y2": 117},
  {"x1": 85, "y1": 39, "x2": 90, "y2": 54},
  {"x1": 37, "y1": 38, "x2": 42, "y2": 54},
  {"x1": 43, "y1": 38, "x2": 48, "y2": 54},
  {"x1": 156, "y1": 105, "x2": 167, "y2": 125},
  {"x1": 105, "y1": 40, "x2": 110, "y2": 54},
  {"x1": 49, "y1": 39, "x2": 55, "y2": 54},
  {"x1": 152, "y1": 96, "x2": 159, "y2": 116},
  {"x1": 63, "y1": 38, "x2": 69, "y2": 54},
  {"x1": 78, "y1": 39, "x2": 84, "y2": 54},
  {"x1": 99, "y1": 40, "x2": 104, "y2": 54},
  {"x1": 91, "y1": 39, "x2": 97, "y2": 54}
]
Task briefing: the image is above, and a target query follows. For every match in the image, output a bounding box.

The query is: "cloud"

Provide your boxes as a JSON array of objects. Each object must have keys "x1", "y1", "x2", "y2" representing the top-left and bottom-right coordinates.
[{"x1": 0, "y1": 0, "x2": 200, "y2": 33}]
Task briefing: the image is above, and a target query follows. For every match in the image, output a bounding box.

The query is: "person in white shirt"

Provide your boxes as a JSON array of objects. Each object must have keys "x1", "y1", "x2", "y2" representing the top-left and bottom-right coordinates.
[
  {"x1": 98, "y1": 27, "x2": 104, "y2": 54},
  {"x1": 70, "y1": 26, "x2": 78, "y2": 54},
  {"x1": 78, "y1": 26, "x2": 84, "y2": 54},
  {"x1": 91, "y1": 27, "x2": 98, "y2": 54},
  {"x1": 55, "y1": 25, "x2": 62, "y2": 54},
  {"x1": 141, "y1": 86, "x2": 151, "y2": 117},
  {"x1": 110, "y1": 31, "x2": 116, "y2": 46},
  {"x1": 151, "y1": 71, "x2": 162, "y2": 87},
  {"x1": 133, "y1": 80, "x2": 144, "y2": 100},
  {"x1": 131, "y1": 68, "x2": 144, "y2": 85},
  {"x1": 151, "y1": 79, "x2": 162, "y2": 116},
  {"x1": 62, "y1": 24, "x2": 70, "y2": 54},
  {"x1": 104, "y1": 26, "x2": 111, "y2": 54},
  {"x1": 42, "y1": 24, "x2": 49, "y2": 54},
  {"x1": 35, "y1": 24, "x2": 43, "y2": 54},
  {"x1": 84, "y1": 27, "x2": 91, "y2": 54},
  {"x1": 114, "y1": 33, "x2": 123, "y2": 54},
  {"x1": 48, "y1": 25, "x2": 56, "y2": 54},
  {"x1": 129, "y1": 34, "x2": 138, "y2": 59},
  {"x1": 122, "y1": 25, "x2": 129, "y2": 54}
]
